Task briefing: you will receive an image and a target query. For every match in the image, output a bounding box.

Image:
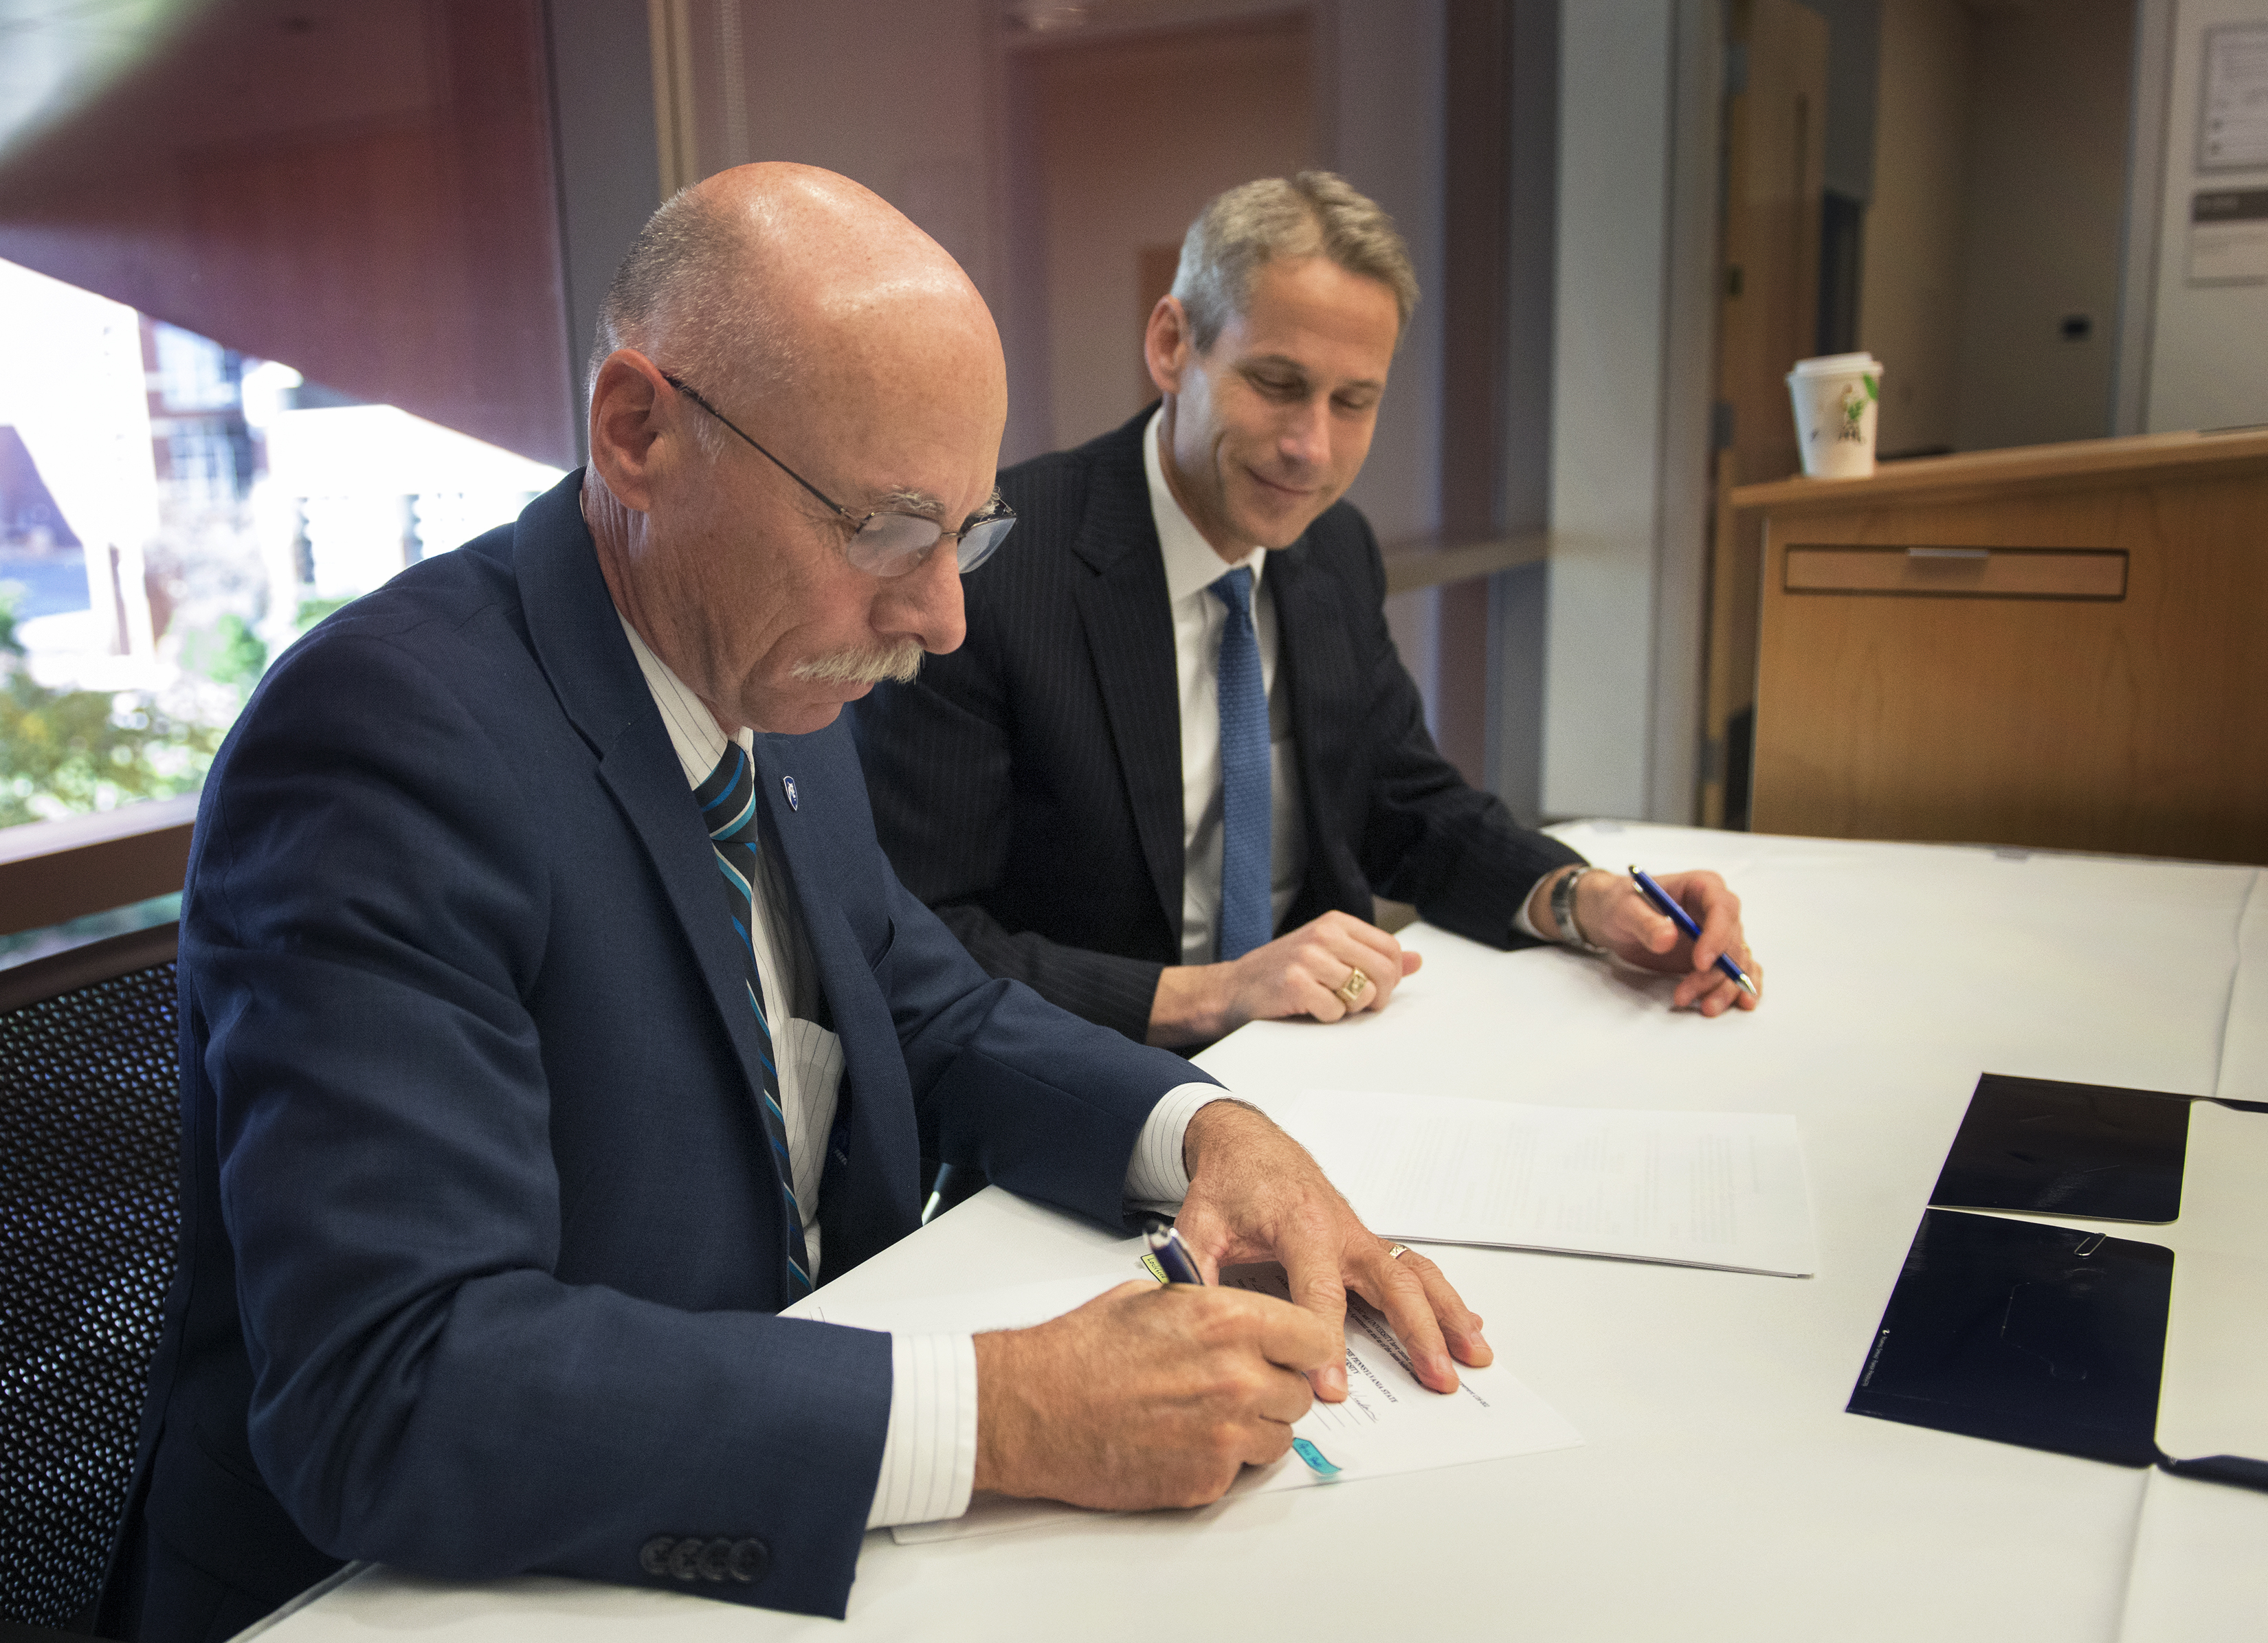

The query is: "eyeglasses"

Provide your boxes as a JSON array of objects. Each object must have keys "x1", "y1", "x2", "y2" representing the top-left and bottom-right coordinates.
[{"x1": 660, "y1": 372, "x2": 1015, "y2": 577}]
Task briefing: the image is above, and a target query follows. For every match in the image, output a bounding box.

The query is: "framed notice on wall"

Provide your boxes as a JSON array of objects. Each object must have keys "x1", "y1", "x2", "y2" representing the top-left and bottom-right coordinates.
[
  {"x1": 2189, "y1": 190, "x2": 2268, "y2": 284},
  {"x1": 2200, "y1": 23, "x2": 2268, "y2": 171}
]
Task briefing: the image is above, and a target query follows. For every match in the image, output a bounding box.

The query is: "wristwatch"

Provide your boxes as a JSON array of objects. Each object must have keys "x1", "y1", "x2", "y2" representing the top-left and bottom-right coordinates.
[{"x1": 1549, "y1": 866, "x2": 1606, "y2": 957}]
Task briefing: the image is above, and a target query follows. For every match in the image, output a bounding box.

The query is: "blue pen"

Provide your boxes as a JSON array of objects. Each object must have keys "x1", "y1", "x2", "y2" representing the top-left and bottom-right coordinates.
[
  {"x1": 1144, "y1": 1221, "x2": 1206, "y2": 1285},
  {"x1": 1630, "y1": 865, "x2": 1759, "y2": 997}
]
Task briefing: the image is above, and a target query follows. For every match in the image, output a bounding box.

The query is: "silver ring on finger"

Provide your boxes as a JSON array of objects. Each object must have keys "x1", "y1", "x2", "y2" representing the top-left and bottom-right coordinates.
[{"x1": 1335, "y1": 967, "x2": 1370, "y2": 1007}]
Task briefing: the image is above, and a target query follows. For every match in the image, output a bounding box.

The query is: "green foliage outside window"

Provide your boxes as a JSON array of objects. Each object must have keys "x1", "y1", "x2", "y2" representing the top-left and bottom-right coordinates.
[
  {"x1": 294, "y1": 594, "x2": 356, "y2": 629},
  {"x1": 0, "y1": 585, "x2": 223, "y2": 829},
  {"x1": 177, "y1": 611, "x2": 269, "y2": 687}
]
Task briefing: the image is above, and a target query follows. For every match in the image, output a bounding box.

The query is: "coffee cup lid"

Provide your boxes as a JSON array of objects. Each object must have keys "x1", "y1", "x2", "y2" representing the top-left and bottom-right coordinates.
[{"x1": 1790, "y1": 351, "x2": 1879, "y2": 376}]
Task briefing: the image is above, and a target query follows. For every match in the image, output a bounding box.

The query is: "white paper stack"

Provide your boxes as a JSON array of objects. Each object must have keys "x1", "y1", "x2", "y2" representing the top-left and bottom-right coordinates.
[{"x1": 1263, "y1": 1088, "x2": 1818, "y2": 1278}]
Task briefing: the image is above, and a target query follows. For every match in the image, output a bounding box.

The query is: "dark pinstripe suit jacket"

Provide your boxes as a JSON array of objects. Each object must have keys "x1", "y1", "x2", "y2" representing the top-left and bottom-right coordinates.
[{"x1": 850, "y1": 409, "x2": 1585, "y2": 1042}]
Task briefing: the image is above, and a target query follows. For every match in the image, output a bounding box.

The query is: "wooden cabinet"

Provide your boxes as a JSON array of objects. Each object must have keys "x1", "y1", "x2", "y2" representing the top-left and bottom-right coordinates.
[{"x1": 1728, "y1": 430, "x2": 2268, "y2": 865}]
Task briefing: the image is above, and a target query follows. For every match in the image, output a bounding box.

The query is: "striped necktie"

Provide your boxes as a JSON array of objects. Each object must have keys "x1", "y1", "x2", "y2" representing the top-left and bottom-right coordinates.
[
  {"x1": 693, "y1": 743, "x2": 812, "y2": 1297},
  {"x1": 1210, "y1": 565, "x2": 1271, "y2": 961}
]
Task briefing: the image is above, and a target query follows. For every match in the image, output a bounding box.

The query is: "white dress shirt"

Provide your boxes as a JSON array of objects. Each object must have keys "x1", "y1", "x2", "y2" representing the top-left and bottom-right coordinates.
[
  {"x1": 1144, "y1": 410, "x2": 1311, "y2": 963},
  {"x1": 619, "y1": 616, "x2": 1223, "y2": 1528},
  {"x1": 1144, "y1": 411, "x2": 1557, "y2": 952}
]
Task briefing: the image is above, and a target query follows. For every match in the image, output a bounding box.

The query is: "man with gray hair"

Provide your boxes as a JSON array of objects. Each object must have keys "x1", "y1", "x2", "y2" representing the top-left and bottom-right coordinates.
[{"x1": 855, "y1": 171, "x2": 1761, "y2": 1054}]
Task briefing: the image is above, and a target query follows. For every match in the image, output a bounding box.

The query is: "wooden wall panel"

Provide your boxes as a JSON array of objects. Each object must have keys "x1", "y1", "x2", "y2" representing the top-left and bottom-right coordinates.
[
  {"x1": 1435, "y1": 0, "x2": 1515, "y2": 792},
  {"x1": 0, "y1": 0, "x2": 575, "y2": 468},
  {"x1": 1702, "y1": 0, "x2": 1829, "y2": 828},
  {"x1": 1716, "y1": 0, "x2": 1828, "y2": 491}
]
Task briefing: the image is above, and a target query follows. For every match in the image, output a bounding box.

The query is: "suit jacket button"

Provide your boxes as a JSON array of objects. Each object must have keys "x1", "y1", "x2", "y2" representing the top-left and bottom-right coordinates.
[
  {"x1": 696, "y1": 1536, "x2": 733, "y2": 1581},
  {"x1": 638, "y1": 1536, "x2": 674, "y2": 1576},
  {"x1": 729, "y1": 1536, "x2": 770, "y2": 1583},
  {"x1": 666, "y1": 1538, "x2": 702, "y2": 1581}
]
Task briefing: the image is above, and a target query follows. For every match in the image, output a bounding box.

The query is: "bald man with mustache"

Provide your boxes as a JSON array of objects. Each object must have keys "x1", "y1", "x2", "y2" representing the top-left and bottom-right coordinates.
[{"x1": 99, "y1": 166, "x2": 1488, "y2": 1639}]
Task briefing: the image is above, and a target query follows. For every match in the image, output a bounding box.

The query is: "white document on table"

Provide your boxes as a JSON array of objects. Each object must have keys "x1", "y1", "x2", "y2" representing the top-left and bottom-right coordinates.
[
  {"x1": 1262, "y1": 1088, "x2": 1818, "y2": 1278},
  {"x1": 788, "y1": 1258, "x2": 1582, "y2": 1544}
]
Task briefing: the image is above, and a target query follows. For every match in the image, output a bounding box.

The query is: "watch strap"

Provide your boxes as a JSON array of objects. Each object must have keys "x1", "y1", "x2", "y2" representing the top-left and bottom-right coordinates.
[{"x1": 1550, "y1": 866, "x2": 1606, "y2": 957}]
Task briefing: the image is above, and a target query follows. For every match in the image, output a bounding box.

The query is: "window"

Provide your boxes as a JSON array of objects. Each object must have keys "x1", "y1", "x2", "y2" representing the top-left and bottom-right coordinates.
[{"x1": 0, "y1": 258, "x2": 564, "y2": 834}]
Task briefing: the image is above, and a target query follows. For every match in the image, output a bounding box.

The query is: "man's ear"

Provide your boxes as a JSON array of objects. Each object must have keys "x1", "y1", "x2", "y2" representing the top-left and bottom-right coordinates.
[
  {"x1": 1144, "y1": 295, "x2": 1192, "y2": 399},
  {"x1": 586, "y1": 350, "x2": 674, "y2": 513}
]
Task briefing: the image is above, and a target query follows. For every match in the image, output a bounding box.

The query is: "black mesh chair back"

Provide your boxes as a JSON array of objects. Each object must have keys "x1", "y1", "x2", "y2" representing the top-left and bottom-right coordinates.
[{"x1": 0, "y1": 926, "x2": 182, "y2": 1631}]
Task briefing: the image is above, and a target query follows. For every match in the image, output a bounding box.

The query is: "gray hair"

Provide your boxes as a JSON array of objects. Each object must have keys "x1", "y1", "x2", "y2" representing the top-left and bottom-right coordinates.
[
  {"x1": 587, "y1": 187, "x2": 794, "y2": 451},
  {"x1": 1170, "y1": 170, "x2": 1418, "y2": 353}
]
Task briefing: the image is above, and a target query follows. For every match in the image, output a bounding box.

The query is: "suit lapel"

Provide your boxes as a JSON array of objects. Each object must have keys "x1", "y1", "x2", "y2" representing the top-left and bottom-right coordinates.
[
  {"x1": 1260, "y1": 537, "x2": 1359, "y2": 919},
  {"x1": 744, "y1": 732, "x2": 920, "y2": 1273},
  {"x1": 511, "y1": 476, "x2": 787, "y2": 1213},
  {"x1": 592, "y1": 743, "x2": 787, "y2": 1156},
  {"x1": 1265, "y1": 539, "x2": 1335, "y2": 796},
  {"x1": 1071, "y1": 427, "x2": 1184, "y2": 941}
]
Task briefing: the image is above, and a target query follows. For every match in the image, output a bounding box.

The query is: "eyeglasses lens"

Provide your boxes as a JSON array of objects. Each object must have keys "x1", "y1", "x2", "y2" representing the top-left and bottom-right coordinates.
[
  {"x1": 847, "y1": 513, "x2": 945, "y2": 577},
  {"x1": 956, "y1": 515, "x2": 1015, "y2": 572},
  {"x1": 847, "y1": 512, "x2": 1016, "y2": 577}
]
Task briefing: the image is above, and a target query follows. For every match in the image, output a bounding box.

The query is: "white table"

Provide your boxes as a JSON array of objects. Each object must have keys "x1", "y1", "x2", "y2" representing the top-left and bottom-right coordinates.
[{"x1": 248, "y1": 824, "x2": 2268, "y2": 1642}]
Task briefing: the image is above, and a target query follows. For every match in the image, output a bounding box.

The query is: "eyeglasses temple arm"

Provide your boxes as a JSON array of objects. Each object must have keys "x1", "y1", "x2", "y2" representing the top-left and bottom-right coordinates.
[{"x1": 660, "y1": 372, "x2": 856, "y2": 524}]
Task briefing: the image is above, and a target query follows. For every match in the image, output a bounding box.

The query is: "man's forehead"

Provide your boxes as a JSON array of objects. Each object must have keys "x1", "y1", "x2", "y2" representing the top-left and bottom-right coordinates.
[
  {"x1": 801, "y1": 406, "x2": 1001, "y2": 518},
  {"x1": 1216, "y1": 262, "x2": 1399, "y2": 370}
]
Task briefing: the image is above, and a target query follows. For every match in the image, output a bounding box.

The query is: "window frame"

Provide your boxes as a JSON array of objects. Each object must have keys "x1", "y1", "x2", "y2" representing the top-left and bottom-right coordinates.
[{"x1": 0, "y1": 794, "x2": 196, "y2": 939}]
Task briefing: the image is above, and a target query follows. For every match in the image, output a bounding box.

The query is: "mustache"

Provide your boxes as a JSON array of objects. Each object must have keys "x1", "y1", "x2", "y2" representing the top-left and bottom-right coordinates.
[{"x1": 789, "y1": 639, "x2": 926, "y2": 685}]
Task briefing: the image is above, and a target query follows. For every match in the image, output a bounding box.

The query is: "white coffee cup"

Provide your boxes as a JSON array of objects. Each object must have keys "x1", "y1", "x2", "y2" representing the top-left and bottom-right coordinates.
[{"x1": 1786, "y1": 352, "x2": 1882, "y2": 479}]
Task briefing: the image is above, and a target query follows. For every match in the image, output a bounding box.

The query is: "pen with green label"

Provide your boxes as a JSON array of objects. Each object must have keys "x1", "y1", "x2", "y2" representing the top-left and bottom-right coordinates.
[
  {"x1": 1144, "y1": 1221, "x2": 1205, "y2": 1285},
  {"x1": 1146, "y1": 1220, "x2": 1343, "y2": 1477}
]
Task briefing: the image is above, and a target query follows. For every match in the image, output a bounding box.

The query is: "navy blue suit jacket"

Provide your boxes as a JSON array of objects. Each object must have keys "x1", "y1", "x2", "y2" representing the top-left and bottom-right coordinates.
[{"x1": 111, "y1": 474, "x2": 1203, "y2": 1627}]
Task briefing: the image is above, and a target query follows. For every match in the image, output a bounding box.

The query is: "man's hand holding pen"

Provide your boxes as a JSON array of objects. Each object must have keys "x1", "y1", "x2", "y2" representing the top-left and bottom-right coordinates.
[
  {"x1": 1530, "y1": 865, "x2": 1764, "y2": 1017},
  {"x1": 968, "y1": 1101, "x2": 1489, "y2": 1512}
]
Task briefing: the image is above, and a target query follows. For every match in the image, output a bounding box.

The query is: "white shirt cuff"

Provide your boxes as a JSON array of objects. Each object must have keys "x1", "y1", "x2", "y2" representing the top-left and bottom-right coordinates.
[
  {"x1": 1124, "y1": 1080, "x2": 1230, "y2": 1205},
  {"x1": 865, "y1": 1332, "x2": 978, "y2": 1528},
  {"x1": 1511, "y1": 872, "x2": 1548, "y2": 941},
  {"x1": 864, "y1": 1081, "x2": 1227, "y2": 1529}
]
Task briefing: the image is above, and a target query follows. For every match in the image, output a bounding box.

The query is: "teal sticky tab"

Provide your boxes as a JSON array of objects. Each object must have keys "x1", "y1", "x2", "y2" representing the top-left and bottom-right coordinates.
[{"x1": 1291, "y1": 1437, "x2": 1341, "y2": 1477}]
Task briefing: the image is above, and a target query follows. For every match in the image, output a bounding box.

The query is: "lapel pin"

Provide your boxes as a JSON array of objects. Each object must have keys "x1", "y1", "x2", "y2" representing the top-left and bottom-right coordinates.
[{"x1": 782, "y1": 774, "x2": 799, "y2": 811}]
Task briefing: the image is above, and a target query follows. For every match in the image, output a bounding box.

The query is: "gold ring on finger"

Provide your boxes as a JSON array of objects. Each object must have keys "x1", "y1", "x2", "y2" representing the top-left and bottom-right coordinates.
[
  {"x1": 1335, "y1": 967, "x2": 1370, "y2": 1007},
  {"x1": 1386, "y1": 1242, "x2": 1412, "y2": 1261}
]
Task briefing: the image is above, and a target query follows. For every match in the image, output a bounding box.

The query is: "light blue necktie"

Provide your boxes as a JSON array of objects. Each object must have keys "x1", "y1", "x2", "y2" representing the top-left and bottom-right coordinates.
[
  {"x1": 693, "y1": 744, "x2": 812, "y2": 1298},
  {"x1": 1211, "y1": 566, "x2": 1271, "y2": 961}
]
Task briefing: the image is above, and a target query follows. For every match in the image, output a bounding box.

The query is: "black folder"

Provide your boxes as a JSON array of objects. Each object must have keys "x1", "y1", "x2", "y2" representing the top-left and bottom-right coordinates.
[
  {"x1": 1928, "y1": 1074, "x2": 2192, "y2": 1223},
  {"x1": 1849, "y1": 1209, "x2": 2170, "y2": 1466},
  {"x1": 1849, "y1": 1209, "x2": 2268, "y2": 1491}
]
